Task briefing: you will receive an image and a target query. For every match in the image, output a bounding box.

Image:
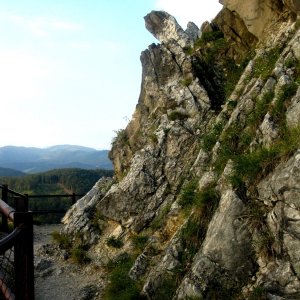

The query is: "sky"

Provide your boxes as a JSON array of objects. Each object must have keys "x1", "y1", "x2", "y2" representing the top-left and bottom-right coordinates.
[{"x1": 0, "y1": 0, "x2": 222, "y2": 150}]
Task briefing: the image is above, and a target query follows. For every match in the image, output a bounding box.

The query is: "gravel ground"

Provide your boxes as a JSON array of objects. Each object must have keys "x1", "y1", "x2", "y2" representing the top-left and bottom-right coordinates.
[{"x1": 34, "y1": 224, "x2": 105, "y2": 300}]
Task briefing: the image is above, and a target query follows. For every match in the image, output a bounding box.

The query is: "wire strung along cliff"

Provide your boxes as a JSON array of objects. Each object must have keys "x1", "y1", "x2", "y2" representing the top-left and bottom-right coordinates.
[{"x1": 60, "y1": 0, "x2": 300, "y2": 299}]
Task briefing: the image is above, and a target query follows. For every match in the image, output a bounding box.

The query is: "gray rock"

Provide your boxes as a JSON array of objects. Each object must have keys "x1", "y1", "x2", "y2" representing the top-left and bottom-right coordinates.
[
  {"x1": 144, "y1": 11, "x2": 192, "y2": 48},
  {"x1": 185, "y1": 22, "x2": 199, "y2": 41},
  {"x1": 77, "y1": 284, "x2": 98, "y2": 300},
  {"x1": 35, "y1": 258, "x2": 53, "y2": 272}
]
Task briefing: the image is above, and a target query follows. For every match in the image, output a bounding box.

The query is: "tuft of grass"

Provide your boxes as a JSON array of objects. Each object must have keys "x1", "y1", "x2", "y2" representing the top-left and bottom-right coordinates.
[
  {"x1": 112, "y1": 129, "x2": 129, "y2": 146},
  {"x1": 150, "y1": 203, "x2": 171, "y2": 230},
  {"x1": 168, "y1": 110, "x2": 189, "y2": 121},
  {"x1": 71, "y1": 247, "x2": 91, "y2": 264},
  {"x1": 179, "y1": 185, "x2": 219, "y2": 266},
  {"x1": 51, "y1": 231, "x2": 72, "y2": 250},
  {"x1": 253, "y1": 47, "x2": 281, "y2": 80},
  {"x1": 131, "y1": 235, "x2": 149, "y2": 252},
  {"x1": 151, "y1": 273, "x2": 178, "y2": 300},
  {"x1": 103, "y1": 253, "x2": 144, "y2": 300},
  {"x1": 106, "y1": 236, "x2": 124, "y2": 249},
  {"x1": 270, "y1": 82, "x2": 298, "y2": 125},
  {"x1": 201, "y1": 122, "x2": 224, "y2": 152},
  {"x1": 248, "y1": 286, "x2": 268, "y2": 300},
  {"x1": 178, "y1": 180, "x2": 198, "y2": 208},
  {"x1": 248, "y1": 91, "x2": 275, "y2": 131}
]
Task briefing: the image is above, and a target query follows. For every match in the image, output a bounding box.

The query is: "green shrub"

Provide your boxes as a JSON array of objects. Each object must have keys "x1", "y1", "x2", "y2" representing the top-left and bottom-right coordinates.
[
  {"x1": 103, "y1": 253, "x2": 143, "y2": 300},
  {"x1": 106, "y1": 236, "x2": 124, "y2": 248}
]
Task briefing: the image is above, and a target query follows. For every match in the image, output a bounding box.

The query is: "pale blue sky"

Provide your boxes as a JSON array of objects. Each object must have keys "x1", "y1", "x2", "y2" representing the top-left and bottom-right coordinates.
[{"x1": 0, "y1": 0, "x2": 222, "y2": 149}]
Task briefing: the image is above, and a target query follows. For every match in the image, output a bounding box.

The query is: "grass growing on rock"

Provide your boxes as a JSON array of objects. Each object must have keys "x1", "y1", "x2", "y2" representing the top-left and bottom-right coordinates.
[
  {"x1": 253, "y1": 47, "x2": 281, "y2": 80},
  {"x1": 52, "y1": 231, "x2": 91, "y2": 264},
  {"x1": 103, "y1": 253, "x2": 145, "y2": 300},
  {"x1": 106, "y1": 236, "x2": 124, "y2": 249},
  {"x1": 131, "y1": 235, "x2": 149, "y2": 252}
]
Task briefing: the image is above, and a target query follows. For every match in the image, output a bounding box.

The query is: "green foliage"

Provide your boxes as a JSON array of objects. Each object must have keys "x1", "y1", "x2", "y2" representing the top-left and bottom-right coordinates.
[
  {"x1": 270, "y1": 82, "x2": 298, "y2": 125},
  {"x1": 253, "y1": 48, "x2": 281, "y2": 80},
  {"x1": 231, "y1": 147, "x2": 280, "y2": 188},
  {"x1": 71, "y1": 247, "x2": 91, "y2": 264},
  {"x1": 254, "y1": 228, "x2": 276, "y2": 260},
  {"x1": 168, "y1": 110, "x2": 189, "y2": 121},
  {"x1": 52, "y1": 231, "x2": 91, "y2": 264},
  {"x1": 201, "y1": 122, "x2": 224, "y2": 152},
  {"x1": 151, "y1": 273, "x2": 178, "y2": 300},
  {"x1": 150, "y1": 203, "x2": 171, "y2": 230},
  {"x1": 106, "y1": 236, "x2": 124, "y2": 249},
  {"x1": 214, "y1": 123, "x2": 248, "y2": 174},
  {"x1": 224, "y1": 55, "x2": 253, "y2": 98},
  {"x1": 112, "y1": 129, "x2": 129, "y2": 145},
  {"x1": 200, "y1": 31, "x2": 224, "y2": 43},
  {"x1": 248, "y1": 286, "x2": 268, "y2": 300},
  {"x1": 131, "y1": 235, "x2": 149, "y2": 252},
  {"x1": 180, "y1": 77, "x2": 193, "y2": 87},
  {"x1": 0, "y1": 168, "x2": 113, "y2": 223},
  {"x1": 0, "y1": 168, "x2": 113, "y2": 195},
  {"x1": 248, "y1": 91, "x2": 275, "y2": 130},
  {"x1": 51, "y1": 231, "x2": 72, "y2": 250},
  {"x1": 178, "y1": 180, "x2": 198, "y2": 208},
  {"x1": 179, "y1": 185, "x2": 220, "y2": 267},
  {"x1": 103, "y1": 253, "x2": 144, "y2": 300}
]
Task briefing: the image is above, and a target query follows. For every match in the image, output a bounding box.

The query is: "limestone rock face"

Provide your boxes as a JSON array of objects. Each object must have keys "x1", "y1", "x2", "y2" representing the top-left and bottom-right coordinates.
[
  {"x1": 144, "y1": 11, "x2": 193, "y2": 47},
  {"x1": 63, "y1": 2, "x2": 300, "y2": 299},
  {"x1": 219, "y1": 0, "x2": 288, "y2": 39}
]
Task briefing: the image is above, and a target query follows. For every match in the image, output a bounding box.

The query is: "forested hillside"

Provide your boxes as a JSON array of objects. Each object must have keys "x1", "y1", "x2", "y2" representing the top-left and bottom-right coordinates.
[
  {"x1": 0, "y1": 168, "x2": 113, "y2": 223},
  {"x1": 0, "y1": 168, "x2": 113, "y2": 195}
]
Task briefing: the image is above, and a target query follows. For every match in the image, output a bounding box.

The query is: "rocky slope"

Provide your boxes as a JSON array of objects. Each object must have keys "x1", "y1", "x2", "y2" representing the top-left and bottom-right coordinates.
[{"x1": 62, "y1": 1, "x2": 300, "y2": 299}]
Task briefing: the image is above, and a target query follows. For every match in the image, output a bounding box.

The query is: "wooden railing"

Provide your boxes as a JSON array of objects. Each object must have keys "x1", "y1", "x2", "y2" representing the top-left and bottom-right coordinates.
[
  {"x1": 0, "y1": 185, "x2": 34, "y2": 300},
  {"x1": 0, "y1": 184, "x2": 83, "y2": 300}
]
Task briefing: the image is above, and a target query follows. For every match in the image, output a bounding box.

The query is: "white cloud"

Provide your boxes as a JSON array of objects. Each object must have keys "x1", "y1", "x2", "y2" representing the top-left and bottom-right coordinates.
[{"x1": 154, "y1": 0, "x2": 222, "y2": 27}]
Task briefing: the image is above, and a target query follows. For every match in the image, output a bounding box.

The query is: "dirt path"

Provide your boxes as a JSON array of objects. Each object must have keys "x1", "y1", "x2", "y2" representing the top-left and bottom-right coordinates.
[{"x1": 34, "y1": 224, "x2": 105, "y2": 300}]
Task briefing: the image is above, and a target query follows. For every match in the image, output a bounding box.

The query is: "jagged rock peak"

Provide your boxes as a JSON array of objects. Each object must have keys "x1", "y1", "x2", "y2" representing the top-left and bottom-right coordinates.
[{"x1": 144, "y1": 10, "x2": 196, "y2": 48}]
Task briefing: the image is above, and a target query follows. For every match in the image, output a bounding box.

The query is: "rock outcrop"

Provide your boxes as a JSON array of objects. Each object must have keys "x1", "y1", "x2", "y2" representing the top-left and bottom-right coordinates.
[{"x1": 62, "y1": 1, "x2": 300, "y2": 299}]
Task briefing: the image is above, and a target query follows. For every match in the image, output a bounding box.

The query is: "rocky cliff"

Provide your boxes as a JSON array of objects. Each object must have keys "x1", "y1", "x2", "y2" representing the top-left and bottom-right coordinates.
[{"x1": 62, "y1": 1, "x2": 300, "y2": 299}]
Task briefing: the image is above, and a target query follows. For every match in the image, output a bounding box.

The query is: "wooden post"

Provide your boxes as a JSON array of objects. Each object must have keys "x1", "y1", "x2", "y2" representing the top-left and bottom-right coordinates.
[
  {"x1": 15, "y1": 195, "x2": 28, "y2": 212},
  {"x1": 1, "y1": 184, "x2": 8, "y2": 232},
  {"x1": 72, "y1": 193, "x2": 76, "y2": 205},
  {"x1": 14, "y1": 212, "x2": 34, "y2": 300}
]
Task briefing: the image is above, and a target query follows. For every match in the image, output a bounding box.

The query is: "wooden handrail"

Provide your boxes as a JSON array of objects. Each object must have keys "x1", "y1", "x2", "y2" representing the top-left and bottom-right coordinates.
[{"x1": 0, "y1": 200, "x2": 15, "y2": 221}]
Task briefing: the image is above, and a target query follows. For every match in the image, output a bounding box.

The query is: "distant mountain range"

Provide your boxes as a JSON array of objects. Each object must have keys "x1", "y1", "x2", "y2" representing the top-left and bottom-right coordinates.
[{"x1": 0, "y1": 145, "x2": 113, "y2": 174}]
